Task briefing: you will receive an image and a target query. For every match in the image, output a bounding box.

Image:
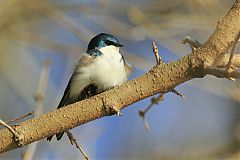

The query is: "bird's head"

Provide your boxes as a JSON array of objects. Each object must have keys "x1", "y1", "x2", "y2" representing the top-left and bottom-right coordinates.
[{"x1": 87, "y1": 33, "x2": 123, "y2": 52}]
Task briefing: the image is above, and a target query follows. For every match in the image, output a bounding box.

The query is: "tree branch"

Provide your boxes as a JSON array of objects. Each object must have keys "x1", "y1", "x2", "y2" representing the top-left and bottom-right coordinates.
[
  {"x1": 0, "y1": 0, "x2": 240, "y2": 154},
  {"x1": 203, "y1": 67, "x2": 240, "y2": 79},
  {"x1": 217, "y1": 54, "x2": 240, "y2": 68},
  {"x1": 225, "y1": 32, "x2": 240, "y2": 71}
]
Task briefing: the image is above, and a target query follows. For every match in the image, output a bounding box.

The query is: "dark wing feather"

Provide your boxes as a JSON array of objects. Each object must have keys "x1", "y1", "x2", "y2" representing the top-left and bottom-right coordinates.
[{"x1": 57, "y1": 79, "x2": 74, "y2": 109}]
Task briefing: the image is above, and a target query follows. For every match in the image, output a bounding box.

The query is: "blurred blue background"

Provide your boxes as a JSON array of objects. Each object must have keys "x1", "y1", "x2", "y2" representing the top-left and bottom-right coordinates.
[{"x1": 0, "y1": 0, "x2": 240, "y2": 159}]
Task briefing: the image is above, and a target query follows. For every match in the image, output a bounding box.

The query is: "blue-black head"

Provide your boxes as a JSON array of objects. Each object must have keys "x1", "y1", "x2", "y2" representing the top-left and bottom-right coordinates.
[{"x1": 87, "y1": 33, "x2": 123, "y2": 51}]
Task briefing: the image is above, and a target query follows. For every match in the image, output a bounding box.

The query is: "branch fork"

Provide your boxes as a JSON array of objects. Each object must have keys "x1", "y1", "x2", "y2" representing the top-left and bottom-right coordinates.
[
  {"x1": 0, "y1": 119, "x2": 24, "y2": 146},
  {"x1": 182, "y1": 34, "x2": 240, "y2": 81}
]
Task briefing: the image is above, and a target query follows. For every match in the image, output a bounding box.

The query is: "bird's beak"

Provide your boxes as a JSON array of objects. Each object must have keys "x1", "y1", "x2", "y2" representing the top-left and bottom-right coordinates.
[{"x1": 115, "y1": 43, "x2": 124, "y2": 47}]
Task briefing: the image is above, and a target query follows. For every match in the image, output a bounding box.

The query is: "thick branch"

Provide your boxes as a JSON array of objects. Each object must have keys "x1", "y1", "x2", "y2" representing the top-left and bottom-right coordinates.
[{"x1": 0, "y1": 0, "x2": 239, "y2": 154}]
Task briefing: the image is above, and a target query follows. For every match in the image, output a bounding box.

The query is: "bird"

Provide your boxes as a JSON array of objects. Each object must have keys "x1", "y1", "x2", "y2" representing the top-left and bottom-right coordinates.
[{"x1": 47, "y1": 33, "x2": 132, "y2": 141}]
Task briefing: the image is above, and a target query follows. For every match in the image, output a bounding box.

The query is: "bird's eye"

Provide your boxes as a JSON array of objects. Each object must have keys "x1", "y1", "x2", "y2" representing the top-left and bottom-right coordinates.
[{"x1": 105, "y1": 40, "x2": 114, "y2": 45}]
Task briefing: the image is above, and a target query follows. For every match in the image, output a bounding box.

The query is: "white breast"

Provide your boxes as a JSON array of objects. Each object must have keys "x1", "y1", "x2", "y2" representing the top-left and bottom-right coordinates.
[
  {"x1": 91, "y1": 46, "x2": 128, "y2": 91},
  {"x1": 69, "y1": 46, "x2": 127, "y2": 98}
]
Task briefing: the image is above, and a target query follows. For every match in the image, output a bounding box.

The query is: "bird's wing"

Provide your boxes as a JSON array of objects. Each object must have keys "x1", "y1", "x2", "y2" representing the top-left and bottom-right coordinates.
[{"x1": 57, "y1": 53, "x2": 96, "y2": 109}]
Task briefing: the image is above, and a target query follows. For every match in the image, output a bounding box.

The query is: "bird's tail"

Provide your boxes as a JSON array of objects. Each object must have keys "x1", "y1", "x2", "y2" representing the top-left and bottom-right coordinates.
[{"x1": 47, "y1": 132, "x2": 64, "y2": 141}]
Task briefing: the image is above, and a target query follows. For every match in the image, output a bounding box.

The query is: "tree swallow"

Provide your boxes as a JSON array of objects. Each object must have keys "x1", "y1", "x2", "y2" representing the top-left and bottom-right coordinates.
[{"x1": 47, "y1": 33, "x2": 132, "y2": 141}]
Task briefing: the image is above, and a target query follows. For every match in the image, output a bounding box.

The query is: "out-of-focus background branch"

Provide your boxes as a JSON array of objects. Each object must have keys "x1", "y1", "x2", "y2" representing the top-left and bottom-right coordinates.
[{"x1": 0, "y1": 0, "x2": 239, "y2": 159}]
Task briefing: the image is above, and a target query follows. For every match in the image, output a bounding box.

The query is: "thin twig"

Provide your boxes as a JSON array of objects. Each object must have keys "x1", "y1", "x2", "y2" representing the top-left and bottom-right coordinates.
[
  {"x1": 66, "y1": 131, "x2": 90, "y2": 160},
  {"x1": 139, "y1": 94, "x2": 164, "y2": 131},
  {"x1": 152, "y1": 41, "x2": 162, "y2": 65},
  {"x1": 204, "y1": 66, "x2": 240, "y2": 79},
  {"x1": 0, "y1": 119, "x2": 20, "y2": 138},
  {"x1": 182, "y1": 36, "x2": 201, "y2": 51},
  {"x1": 6, "y1": 111, "x2": 33, "y2": 124},
  {"x1": 216, "y1": 54, "x2": 240, "y2": 68},
  {"x1": 171, "y1": 89, "x2": 186, "y2": 99},
  {"x1": 226, "y1": 32, "x2": 240, "y2": 71},
  {"x1": 139, "y1": 111, "x2": 150, "y2": 131},
  {"x1": 22, "y1": 60, "x2": 51, "y2": 160},
  {"x1": 0, "y1": 119, "x2": 23, "y2": 146}
]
